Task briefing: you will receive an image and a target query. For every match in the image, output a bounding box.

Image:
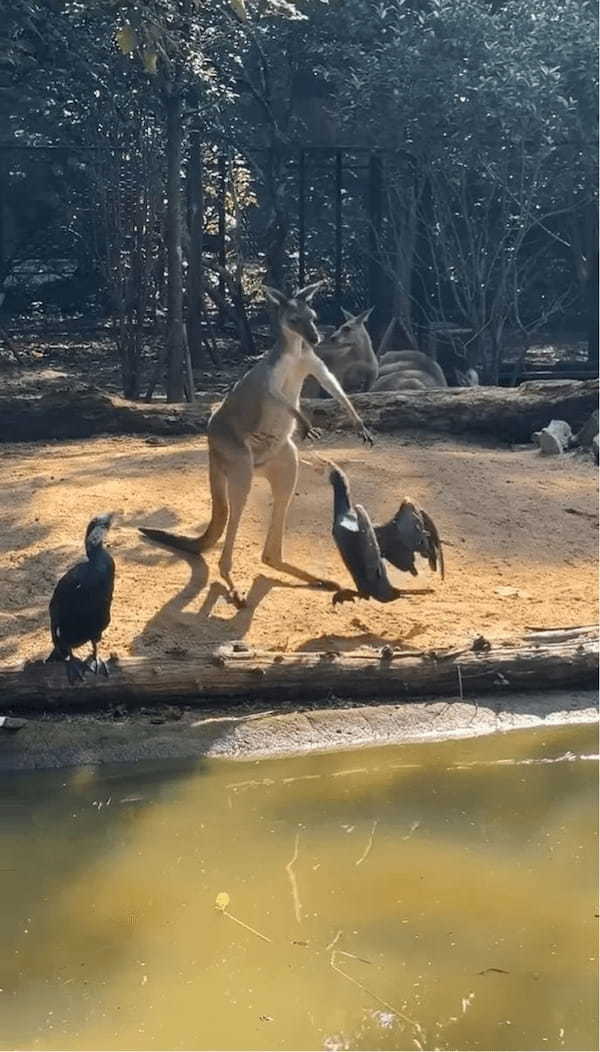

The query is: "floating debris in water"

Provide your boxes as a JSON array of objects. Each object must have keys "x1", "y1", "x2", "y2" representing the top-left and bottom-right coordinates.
[
  {"x1": 355, "y1": 820, "x2": 378, "y2": 866},
  {"x1": 214, "y1": 892, "x2": 271, "y2": 943},
  {"x1": 286, "y1": 831, "x2": 302, "y2": 924}
]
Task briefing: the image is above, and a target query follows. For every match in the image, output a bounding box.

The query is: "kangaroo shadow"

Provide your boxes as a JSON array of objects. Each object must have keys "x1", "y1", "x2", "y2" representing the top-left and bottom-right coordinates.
[
  {"x1": 130, "y1": 530, "x2": 327, "y2": 654},
  {"x1": 197, "y1": 573, "x2": 323, "y2": 647}
]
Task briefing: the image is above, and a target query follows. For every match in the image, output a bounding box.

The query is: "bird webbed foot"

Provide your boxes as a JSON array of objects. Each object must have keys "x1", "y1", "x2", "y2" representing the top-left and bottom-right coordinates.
[
  {"x1": 87, "y1": 654, "x2": 109, "y2": 678},
  {"x1": 66, "y1": 657, "x2": 87, "y2": 685}
]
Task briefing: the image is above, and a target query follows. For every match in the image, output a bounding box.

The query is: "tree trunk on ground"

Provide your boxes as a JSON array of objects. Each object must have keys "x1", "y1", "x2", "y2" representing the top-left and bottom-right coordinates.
[
  {"x1": 0, "y1": 380, "x2": 596, "y2": 443},
  {"x1": 187, "y1": 131, "x2": 205, "y2": 368},
  {"x1": 306, "y1": 379, "x2": 599, "y2": 443},
  {"x1": 4, "y1": 629, "x2": 597, "y2": 711},
  {"x1": 165, "y1": 88, "x2": 187, "y2": 402}
]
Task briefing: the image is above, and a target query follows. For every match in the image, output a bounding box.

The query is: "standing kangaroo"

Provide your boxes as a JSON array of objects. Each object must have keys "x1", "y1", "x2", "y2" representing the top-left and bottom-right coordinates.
[
  {"x1": 140, "y1": 282, "x2": 374, "y2": 604},
  {"x1": 302, "y1": 308, "x2": 378, "y2": 398}
]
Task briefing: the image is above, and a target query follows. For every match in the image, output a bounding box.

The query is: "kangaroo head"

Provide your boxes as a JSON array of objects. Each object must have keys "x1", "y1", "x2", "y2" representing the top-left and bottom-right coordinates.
[
  {"x1": 330, "y1": 306, "x2": 374, "y2": 347},
  {"x1": 264, "y1": 282, "x2": 324, "y2": 347}
]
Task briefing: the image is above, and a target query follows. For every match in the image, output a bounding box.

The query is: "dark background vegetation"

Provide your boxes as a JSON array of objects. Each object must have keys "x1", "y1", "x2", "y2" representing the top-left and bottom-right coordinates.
[{"x1": 1, "y1": 0, "x2": 598, "y2": 400}]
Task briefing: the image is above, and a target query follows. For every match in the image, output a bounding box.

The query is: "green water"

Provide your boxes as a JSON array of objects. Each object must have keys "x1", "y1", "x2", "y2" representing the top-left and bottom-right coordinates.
[{"x1": 0, "y1": 722, "x2": 597, "y2": 1051}]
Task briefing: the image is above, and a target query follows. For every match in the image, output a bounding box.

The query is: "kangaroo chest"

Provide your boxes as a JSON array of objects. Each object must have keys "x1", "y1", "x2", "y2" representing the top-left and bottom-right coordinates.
[{"x1": 248, "y1": 353, "x2": 311, "y2": 459}]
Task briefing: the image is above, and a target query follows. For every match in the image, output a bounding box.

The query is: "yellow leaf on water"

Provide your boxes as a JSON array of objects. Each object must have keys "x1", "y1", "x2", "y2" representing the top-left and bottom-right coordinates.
[
  {"x1": 230, "y1": 0, "x2": 248, "y2": 22},
  {"x1": 116, "y1": 25, "x2": 137, "y2": 55},
  {"x1": 143, "y1": 50, "x2": 158, "y2": 74},
  {"x1": 215, "y1": 892, "x2": 230, "y2": 911}
]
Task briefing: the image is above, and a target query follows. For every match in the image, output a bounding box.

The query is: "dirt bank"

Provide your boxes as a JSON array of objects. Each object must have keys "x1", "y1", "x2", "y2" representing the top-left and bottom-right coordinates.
[
  {"x1": 1, "y1": 690, "x2": 596, "y2": 771},
  {"x1": 0, "y1": 432, "x2": 597, "y2": 669}
]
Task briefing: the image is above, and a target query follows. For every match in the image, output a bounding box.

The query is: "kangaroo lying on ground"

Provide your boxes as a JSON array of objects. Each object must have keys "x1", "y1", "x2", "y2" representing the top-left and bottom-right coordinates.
[
  {"x1": 372, "y1": 350, "x2": 448, "y2": 391},
  {"x1": 140, "y1": 282, "x2": 374, "y2": 605},
  {"x1": 373, "y1": 350, "x2": 479, "y2": 391},
  {"x1": 302, "y1": 307, "x2": 378, "y2": 398}
]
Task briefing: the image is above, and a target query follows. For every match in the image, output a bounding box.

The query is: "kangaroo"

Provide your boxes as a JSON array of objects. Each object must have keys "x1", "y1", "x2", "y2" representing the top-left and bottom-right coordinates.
[
  {"x1": 372, "y1": 350, "x2": 448, "y2": 392},
  {"x1": 378, "y1": 351, "x2": 448, "y2": 384},
  {"x1": 302, "y1": 308, "x2": 378, "y2": 398},
  {"x1": 139, "y1": 282, "x2": 374, "y2": 605}
]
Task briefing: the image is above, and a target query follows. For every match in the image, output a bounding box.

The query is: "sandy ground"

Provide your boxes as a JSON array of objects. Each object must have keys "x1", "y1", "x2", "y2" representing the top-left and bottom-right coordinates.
[{"x1": 0, "y1": 432, "x2": 597, "y2": 668}]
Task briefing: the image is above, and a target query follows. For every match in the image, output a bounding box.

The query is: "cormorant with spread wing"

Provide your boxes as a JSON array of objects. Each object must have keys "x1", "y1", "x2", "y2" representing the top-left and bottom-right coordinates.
[
  {"x1": 328, "y1": 466, "x2": 433, "y2": 606},
  {"x1": 375, "y1": 500, "x2": 444, "y2": 579},
  {"x1": 46, "y1": 514, "x2": 115, "y2": 682}
]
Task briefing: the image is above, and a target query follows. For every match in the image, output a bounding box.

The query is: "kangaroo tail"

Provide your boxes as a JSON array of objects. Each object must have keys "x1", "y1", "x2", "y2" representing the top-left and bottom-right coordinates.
[
  {"x1": 139, "y1": 453, "x2": 229, "y2": 555},
  {"x1": 138, "y1": 527, "x2": 207, "y2": 554}
]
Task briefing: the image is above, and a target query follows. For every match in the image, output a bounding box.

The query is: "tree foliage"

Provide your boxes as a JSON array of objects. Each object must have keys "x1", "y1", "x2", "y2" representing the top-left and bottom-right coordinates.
[{"x1": 1, "y1": 0, "x2": 597, "y2": 394}]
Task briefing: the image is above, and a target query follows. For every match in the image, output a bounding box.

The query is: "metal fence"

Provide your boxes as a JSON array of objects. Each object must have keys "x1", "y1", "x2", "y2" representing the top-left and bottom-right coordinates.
[{"x1": 207, "y1": 145, "x2": 413, "y2": 330}]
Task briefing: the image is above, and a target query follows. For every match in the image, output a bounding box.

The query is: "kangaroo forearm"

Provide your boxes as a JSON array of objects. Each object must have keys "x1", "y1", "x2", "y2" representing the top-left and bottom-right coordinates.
[
  {"x1": 267, "y1": 387, "x2": 311, "y2": 432},
  {"x1": 309, "y1": 357, "x2": 362, "y2": 424}
]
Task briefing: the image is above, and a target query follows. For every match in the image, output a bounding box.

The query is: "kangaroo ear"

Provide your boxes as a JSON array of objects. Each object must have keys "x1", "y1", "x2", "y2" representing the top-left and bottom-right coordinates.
[
  {"x1": 340, "y1": 307, "x2": 354, "y2": 322},
  {"x1": 264, "y1": 286, "x2": 288, "y2": 307},
  {"x1": 295, "y1": 279, "x2": 326, "y2": 303},
  {"x1": 356, "y1": 306, "x2": 374, "y2": 325}
]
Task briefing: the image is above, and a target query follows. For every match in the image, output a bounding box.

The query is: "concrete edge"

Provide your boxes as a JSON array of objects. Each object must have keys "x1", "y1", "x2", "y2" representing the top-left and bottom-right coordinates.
[{"x1": 0, "y1": 689, "x2": 597, "y2": 771}]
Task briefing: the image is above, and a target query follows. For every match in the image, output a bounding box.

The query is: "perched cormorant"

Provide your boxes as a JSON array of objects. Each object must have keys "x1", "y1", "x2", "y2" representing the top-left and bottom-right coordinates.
[
  {"x1": 375, "y1": 500, "x2": 444, "y2": 579},
  {"x1": 47, "y1": 514, "x2": 115, "y2": 683},
  {"x1": 328, "y1": 466, "x2": 433, "y2": 606}
]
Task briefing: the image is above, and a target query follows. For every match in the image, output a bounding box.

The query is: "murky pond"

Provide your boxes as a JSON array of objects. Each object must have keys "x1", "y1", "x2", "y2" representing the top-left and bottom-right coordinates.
[{"x1": 0, "y1": 722, "x2": 597, "y2": 1051}]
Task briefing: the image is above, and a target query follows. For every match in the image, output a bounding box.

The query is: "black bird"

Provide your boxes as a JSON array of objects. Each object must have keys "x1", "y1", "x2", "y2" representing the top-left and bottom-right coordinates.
[
  {"x1": 47, "y1": 514, "x2": 115, "y2": 683},
  {"x1": 327, "y1": 466, "x2": 433, "y2": 605},
  {"x1": 375, "y1": 500, "x2": 444, "y2": 580}
]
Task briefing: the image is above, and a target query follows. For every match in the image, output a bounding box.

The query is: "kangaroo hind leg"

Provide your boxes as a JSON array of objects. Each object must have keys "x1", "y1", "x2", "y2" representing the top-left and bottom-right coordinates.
[
  {"x1": 261, "y1": 440, "x2": 339, "y2": 592},
  {"x1": 218, "y1": 446, "x2": 253, "y2": 607}
]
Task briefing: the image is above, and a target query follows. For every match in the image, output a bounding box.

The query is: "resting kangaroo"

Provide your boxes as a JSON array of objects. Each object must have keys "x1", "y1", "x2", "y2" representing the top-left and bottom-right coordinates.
[
  {"x1": 140, "y1": 282, "x2": 374, "y2": 604},
  {"x1": 372, "y1": 350, "x2": 448, "y2": 391},
  {"x1": 302, "y1": 308, "x2": 378, "y2": 398}
]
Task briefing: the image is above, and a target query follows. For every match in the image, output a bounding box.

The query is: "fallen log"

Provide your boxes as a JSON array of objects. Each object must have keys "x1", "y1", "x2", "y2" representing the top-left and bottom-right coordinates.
[
  {"x1": 308, "y1": 379, "x2": 599, "y2": 444},
  {"x1": 2, "y1": 628, "x2": 597, "y2": 714},
  {"x1": 0, "y1": 383, "x2": 212, "y2": 442},
  {"x1": 0, "y1": 379, "x2": 597, "y2": 444}
]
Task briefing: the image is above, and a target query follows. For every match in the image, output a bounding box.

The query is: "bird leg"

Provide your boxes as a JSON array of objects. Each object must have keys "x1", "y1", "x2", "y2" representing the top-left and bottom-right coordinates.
[
  {"x1": 66, "y1": 654, "x2": 87, "y2": 684},
  {"x1": 87, "y1": 641, "x2": 109, "y2": 678}
]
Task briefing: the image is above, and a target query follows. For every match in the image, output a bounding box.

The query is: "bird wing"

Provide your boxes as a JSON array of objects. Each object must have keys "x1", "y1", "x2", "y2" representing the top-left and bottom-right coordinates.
[
  {"x1": 49, "y1": 563, "x2": 87, "y2": 649},
  {"x1": 374, "y1": 502, "x2": 418, "y2": 574},
  {"x1": 49, "y1": 557, "x2": 115, "y2": 649},
  {"x1": 392, "y1": 500, "x2": 425, "y2": 550},
  {"x1": 354, "y1": 504, "x2": 386, "y2": 581},
  {"x1": 421, "y1": 509, "x2": 445, "y2": 579},
  {"x1": 376, "y1": 498, "x2": 444, "y2": 578}
]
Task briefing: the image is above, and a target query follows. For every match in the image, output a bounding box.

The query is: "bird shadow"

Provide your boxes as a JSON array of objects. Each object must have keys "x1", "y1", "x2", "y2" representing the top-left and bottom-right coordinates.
[{"x1": 295, "y1": 630, "x2": 422, "y2": 654}]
